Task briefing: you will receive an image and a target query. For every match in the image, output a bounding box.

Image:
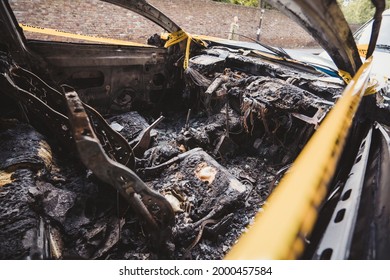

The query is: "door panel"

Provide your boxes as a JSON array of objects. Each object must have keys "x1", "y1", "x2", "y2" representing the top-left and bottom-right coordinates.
[{"x1": 27, "y1": 41, "x2": 170, "y2": 114}]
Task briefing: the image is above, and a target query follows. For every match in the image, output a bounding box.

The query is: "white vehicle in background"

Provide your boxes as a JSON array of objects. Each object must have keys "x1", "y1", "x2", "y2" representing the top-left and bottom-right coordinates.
[
  {"x1": 354, "y1": 9, "x2": 390, "y2": 79},
  {"x1": 288, "y1": 9, "x2": 390, "y2": 86},
  {"x1": 319, "y1": 9, "x2": 390, "y2": 77}
]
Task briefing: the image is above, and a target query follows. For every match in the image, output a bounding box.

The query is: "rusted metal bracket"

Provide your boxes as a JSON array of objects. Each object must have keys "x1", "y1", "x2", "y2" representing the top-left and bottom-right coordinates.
[{"x1": 64, "y1": 91, "x2": 174, "y2": 247}]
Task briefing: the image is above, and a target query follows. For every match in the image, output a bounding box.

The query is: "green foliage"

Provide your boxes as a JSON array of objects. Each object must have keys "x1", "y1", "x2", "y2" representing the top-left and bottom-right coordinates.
[
  {"x1": 339, "y1": 0, "x2": 390, "y2": 24},
  {"x1": 212, "y1": 0, "x2": 263, "y2": 7},
  {"x1": 231, "y1": 0, "x2": 259, "y2": 6}
]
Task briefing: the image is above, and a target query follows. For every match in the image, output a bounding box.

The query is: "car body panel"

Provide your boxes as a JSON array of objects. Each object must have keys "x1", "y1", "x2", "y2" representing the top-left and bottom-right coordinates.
[{"x1": 266, "y1": 0, "x2": 362, "y2": 75}]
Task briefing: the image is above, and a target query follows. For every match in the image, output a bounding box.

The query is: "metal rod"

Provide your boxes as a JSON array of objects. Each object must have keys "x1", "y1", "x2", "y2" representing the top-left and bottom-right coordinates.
[
  {"x1": 185, "y1": 108, "x2": 191, "y2": 131},
  {"x1": 256, "y1": 0, "x2": 266, "y2": 41}
]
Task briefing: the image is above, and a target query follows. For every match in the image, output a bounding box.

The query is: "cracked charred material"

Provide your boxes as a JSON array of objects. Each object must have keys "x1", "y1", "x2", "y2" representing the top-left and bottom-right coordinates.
[
  {"x1": 0, "y1": 123, "x2": 52, "y2": 259},
  {"x1": 188, "y1": 51, "x2": 340, "y2": 135},
  {"x1": 63, "y1": 91, "x2": 174, "y2": 250},
  {"x1": 0, "y1": 54, "x2": 135, "y2": 168},
  {"x1": 28, "y1": 168, "x2": 130, "y2": 259},
  {"x1": 0, "y1": 169, "x2": 47, "y2": 259},
  {"x1": 145, "y1": 149, "x2": 246, "y2": 243},
  {"x1": 244, "y1": 76, "x2": 332, "y2": 111},
  {"x1": 285, "y1": 75, "x2": 345, "y2": 100},
  {"x1": 133, "y1": 115, "x2": 164, "y2": 158},
  {"x1": 190, "y1": 49, "x2": 344, "y2": 102},
  {"x1": 241, "y1": 76, "x2": 332, "y2": 131},
  {"x1": 108, "y1": 111, "x2": 156, "y2": 146},
  {"x1": 213, "y1": 103, "x2": 238, "y2": 158},
  {"x1": 203, "y1": 213, "x2": 235, "y2": 240},
  {"x1": 142, "y1": 147, "x2": 203, "y2": 177},
  {"x1": 180, "y1": 68, "x2": 320, "y2": 164},
  {"x1": 77, "y1": 216, "x2": 125, "y2": 259},
  {"x1": 143, "y1": 142, "x2": 181, "y2": 168},
  {"x1": 0, "y1": 123, "x2": 53, "y2": 173},
  {"x1": 177, "y1": 109, "x2": 242, "y2": 155},
  {"x1": 188, "y1": 54, "x2": 225, "y2": 74}
]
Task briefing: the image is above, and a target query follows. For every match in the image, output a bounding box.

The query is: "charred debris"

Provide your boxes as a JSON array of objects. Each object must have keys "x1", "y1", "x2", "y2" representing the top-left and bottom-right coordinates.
[{"x1": 0, "y1": 43, "x2": 345, "y2": 259}]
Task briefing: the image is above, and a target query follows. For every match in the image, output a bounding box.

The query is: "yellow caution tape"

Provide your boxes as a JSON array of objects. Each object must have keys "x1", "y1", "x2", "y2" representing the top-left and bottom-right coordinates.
[
  {"x1": 225, "y1": 57, "x2": 373, "y2": 260},
  {"x1": 163, "y1": 30, "x2": 188, "y2": 48},
  {"x1": 19, "y1": 23, "x2": 152, "y2": 47},
  {"x1": 163, "y1": 30, "x2": 207, "y2": 69},
  {"x1": 183, "y1": 34, "x2": 192, "y2": 70},
  {"x1": 162, "y1": 30, "x2": 190, "y2": 69}
]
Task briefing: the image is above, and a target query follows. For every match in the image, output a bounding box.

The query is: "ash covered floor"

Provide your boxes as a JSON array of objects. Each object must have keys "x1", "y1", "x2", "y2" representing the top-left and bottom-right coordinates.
[{"x1": 0, "y1": 109, "x2": 277, "y2": 260}]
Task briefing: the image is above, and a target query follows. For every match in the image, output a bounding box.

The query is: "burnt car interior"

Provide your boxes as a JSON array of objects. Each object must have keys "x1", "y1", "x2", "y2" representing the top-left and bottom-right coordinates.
[{"x1": 1, "y1": 0, "x2": 390, "y2": 260}]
